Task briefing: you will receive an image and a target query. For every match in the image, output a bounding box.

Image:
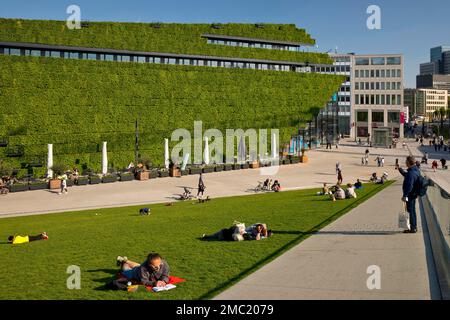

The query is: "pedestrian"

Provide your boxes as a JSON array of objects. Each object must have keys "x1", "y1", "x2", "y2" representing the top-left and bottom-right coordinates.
[
  {"x1": 335, "y1": 162, "x2": 341, "y2": 174},
  {"x1": 381, "y1": 156, "x2": 385, "y2": 167},
  {"x1": 326, "y1": 134, "x2": 332, "y2": 150},
  {"x1": 398, "y1": 156, "x2": 421, "y2": 233},
  {"x1": 337, "y1": 169, "x2": 343, "y2": 185},
  {"x1": 58, "y1": 172, "x2": 68, "y2": 195},
  {"x1": 431, "y1": 160, "x2": 438, "y2": 172},
  {"x1": 440, "y1": 158, "x2": 447, "y2": 170},
  {"x1": 336, "y1": 135, "x2": 340, "y2": 149},
  {"x1": 197, "y1": 173, "x2": 205, "y2": 197}
]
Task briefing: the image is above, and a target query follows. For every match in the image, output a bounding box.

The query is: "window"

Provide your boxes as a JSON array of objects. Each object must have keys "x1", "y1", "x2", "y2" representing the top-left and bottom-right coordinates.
[
  {"x1": 381, "y1": 82, "x2": 385, "y2": 90},
  {"x1": 355, "y1": 94, "x2": 360, "y2": 104},
  {"x1": 381, "y1": 95, "x2": 385, "y2": 105},
  {"x1": 388, "y1": 111, "x2": 400, "y2": 123},
  {"x1": 136, "y1": 56, "x2": 146, "y2": 63},
  {"x1": 372, "y1": 111, "x2": 384, "y2": 123},
  {"x1": 376, "y1": 95, "x2": 380, "y2": 105},
  {"x1": 387, "y1": 57, "x2": 401, "y2": 65},
  {"x1": 397, "y1": 95, "x2": 402, "y2": 105},
  {"x1": 397, "y1": 69, "x2": 402, "y2": 77},
  {"x1": 376, "y1": 70, "x2": 380, "y2": 77},
  {"x1": 355, "y1": 83, "x2": 359, "y2": 90},
  {"x1": 371, "y1": 57, "x2": 385, "y2": 65},
  {"x1": 355, "y1": 70, "x2": 359, "y2": 78},
  {"x1": 371, "y1": 82, "x2": 375, "y2": 90},
  {"x1": 356, "y1": 58, "x2": 370, "y2": 65},
  {"x1": 386, "y1": 95, "x2": 391, "y2": 104},
  {"x1": 371, "y1": 70, "x2": 375, "y2": 78},
  {"x1": 381, "y1": 70, "x2": 385, "y2": 77},
  {"x1": 365, "y1": 70, "x2": 370, "y2": 77},
  {"x1": 357, "y1": 111, "x2": 368, "y2": 122},
  {"x1": 386, "y1": 82, "x2": 391, "y2": 90},
  {"x1": 8, "y1": 48, "x2": 21, "y2": 56},
  {"x1": 376, "y1": 82, "x2": 380, "y2": 90},
  {"x1": 386, "y1": 70, "x2": 391, "y2": 77}
]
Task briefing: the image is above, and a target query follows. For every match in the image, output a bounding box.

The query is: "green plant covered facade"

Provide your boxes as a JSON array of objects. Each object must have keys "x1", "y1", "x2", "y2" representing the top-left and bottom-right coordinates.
[{"x1": 0, "y1": 19, "x2": 344, "y2": 177}]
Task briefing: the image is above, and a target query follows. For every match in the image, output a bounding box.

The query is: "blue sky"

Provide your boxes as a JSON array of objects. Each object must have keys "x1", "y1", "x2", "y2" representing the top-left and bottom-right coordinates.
[{"x1": 1, "y1": 0, "x2": 449, "y2": 87}]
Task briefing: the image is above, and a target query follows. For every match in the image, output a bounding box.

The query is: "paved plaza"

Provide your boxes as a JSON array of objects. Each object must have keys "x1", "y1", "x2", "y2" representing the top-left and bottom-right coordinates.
[{"x1": 0, "y1": 141, "x2": 411, "y2": 218}]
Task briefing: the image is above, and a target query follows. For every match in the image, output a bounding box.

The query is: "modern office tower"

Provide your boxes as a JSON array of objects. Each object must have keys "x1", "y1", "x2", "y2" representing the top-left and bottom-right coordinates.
[
  {"x1": 417, "y1": 74, "x2": 450, "y2": 91},
  {"x1": 415, "y1": 89, "x2": 448, "y2": 121},
  {"x1": 352, "y1": 54, "x2": 405, "y2": 144},
  {"x1": 404, "y1": 88, "x2": 417, "y2": 118},
  {"x1": 420, "y1": 45, "x2": 450, "y2": 75},
  {"x1": 420, "y1": 61, "x2": 440, "y2": 75},
  {"x1": 443, "y1": 51, "x2": 450, "y2": 75}
]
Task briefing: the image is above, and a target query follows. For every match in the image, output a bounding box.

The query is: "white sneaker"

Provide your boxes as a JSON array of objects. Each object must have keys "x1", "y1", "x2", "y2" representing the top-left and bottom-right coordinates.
[
  {"x1": 116, "y1": 256, "x2": 128, "y2": 266},
  {"x1": 58, "y1": 192, "x2": 62, "y2": 195}
]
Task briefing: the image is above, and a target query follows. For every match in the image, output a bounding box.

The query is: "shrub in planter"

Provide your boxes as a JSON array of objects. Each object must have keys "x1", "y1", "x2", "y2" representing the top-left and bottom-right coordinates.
[
  {"x1": 189, "y1": 167, "x2": 202, "y2": 175},
  {"x1": 102, "y1": 174, "x2": 118, "y2": 183},
  {"x1": 281, "y1": 159, "x2": 290, "y2": 165},
  {"x1": 290, "y1": 157, "x2": 300, "y2": 164},
  {"x1": 29, "y1": 181, "x2": 48, "y2": 191},
  {"x1": 223, "y1": 164, "x2": 233, "y2": 171},
  {"x1": 119, "y1": 173, "x2": 134, "y2": 182},
  {"x1": 214, "y1": 165, "x2": 224, "y2": 172},
  {"x1": 76, "y1": 177, "x2": 89, "y2": 185},
  {"x1": 232, "y1": 163, "x2": 241, "y2": 170},
  {"x1": 202, "y1": 166, "x2": 215, "y2": 173},
  {"x1": 241, "y1": 163, "x2": 249, "y2": 169},
  {"x1": 66, "y1": 179, "x2": 74, "y2": 187},
  {"x1": 181, "y1": 169, "x2": 189, "y2": 176},
  {"x1": 9, "y1": 183, "x2": 29, "y2": 192},
  {"x1": 149, "y1": 169, "x2": 159, "y2": 178},
  {"x1": 158, "y1": 170, "x2": 170, "y2": 178},
  {"x1": 89, "y1": 175, "x2": 101, "y2": 184}
]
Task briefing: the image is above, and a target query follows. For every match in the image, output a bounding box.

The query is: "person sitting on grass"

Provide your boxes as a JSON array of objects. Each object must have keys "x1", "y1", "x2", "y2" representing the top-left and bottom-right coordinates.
[
  {"x1": 370, "y1": 173, "x2": 378, "y2": 183},
  {"x1": 354, "y1": 179, "x2": 363, "y2": 189},
  {"x1": 345, "y1": 183, "x2": 357, "y2": 199},
  {"x1": 271, "y1": 180, "x2": 281, "y2": 192},
  {"x1": 318, "y1": 183, "x2": 331, "y2": 195},
  {"x1": 331, "y1": 184, "x2": 346, "y2": 202},
  {"x1": 7, "y1": 232, "x2": 49, "y2": 245},
  {"x1": 116, "y1": 253, "x2": 170, "y2": 288}
]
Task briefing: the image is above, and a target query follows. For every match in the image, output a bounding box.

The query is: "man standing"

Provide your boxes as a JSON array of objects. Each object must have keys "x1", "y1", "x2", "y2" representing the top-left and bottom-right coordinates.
[
  {"x1": 398, "y1": 156, "x2": 420, "y2": 233},
  {"x1": 197, "y1": 173, "x2": 205, "y2": 197},
  {"x1": 326, "y1": 134, "x2": 332, "y2": 150}
]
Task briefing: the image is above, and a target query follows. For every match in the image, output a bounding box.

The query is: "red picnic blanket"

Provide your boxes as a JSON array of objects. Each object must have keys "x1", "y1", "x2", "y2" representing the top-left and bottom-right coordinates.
[{"x1": 117, "y1": 273, "x2": 186, "y2": 291}]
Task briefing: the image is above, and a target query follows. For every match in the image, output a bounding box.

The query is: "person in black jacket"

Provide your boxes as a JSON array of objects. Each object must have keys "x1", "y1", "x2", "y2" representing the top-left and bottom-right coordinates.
[
  {"x1": 117, "y1": 253, "x2": 170, "y2": 287},
  {"x1": 398, "y1": 156, "x2": 420, "y2": 233}
]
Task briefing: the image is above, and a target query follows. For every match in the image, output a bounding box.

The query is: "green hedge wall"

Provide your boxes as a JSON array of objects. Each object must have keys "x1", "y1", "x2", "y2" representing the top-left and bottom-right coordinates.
[
  {"x1": 0, "y1": 55, "x2": 343, "y2": 177},
  {"x1": 0, "y1": 19, "x2": 332, "y2": 64}
]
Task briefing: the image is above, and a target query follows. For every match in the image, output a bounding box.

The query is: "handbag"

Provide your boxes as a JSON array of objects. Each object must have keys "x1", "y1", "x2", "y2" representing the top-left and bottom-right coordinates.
[{"x1": 398, "y1": 202, "x2": 410, "y2": 230}]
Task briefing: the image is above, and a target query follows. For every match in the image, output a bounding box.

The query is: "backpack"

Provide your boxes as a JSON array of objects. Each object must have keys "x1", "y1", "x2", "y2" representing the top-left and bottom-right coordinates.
[
  {"x1": 106, "y1": 278, "x2": 129, "y2": 291},
  {"x1": 416, "y1": 174, "x2": 429, "y2": 197}
]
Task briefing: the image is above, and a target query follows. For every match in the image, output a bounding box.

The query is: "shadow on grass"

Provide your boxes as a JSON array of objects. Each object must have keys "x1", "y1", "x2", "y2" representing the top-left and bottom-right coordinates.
[
  {"x1": 199, "y1": 180, "x2": 395, "y2": 300},
  {"x1": 87, "y1": 268, "x2": 120, "y2": 291}
]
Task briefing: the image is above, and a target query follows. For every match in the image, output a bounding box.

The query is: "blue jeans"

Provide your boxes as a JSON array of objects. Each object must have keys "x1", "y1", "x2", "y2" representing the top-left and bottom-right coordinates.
[{"x1": 406, "y1": 198, "x2": 417, "y2": 231}]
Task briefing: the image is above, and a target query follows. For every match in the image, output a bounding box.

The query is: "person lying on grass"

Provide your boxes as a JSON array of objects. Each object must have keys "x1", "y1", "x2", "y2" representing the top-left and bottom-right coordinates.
[
  {"x1": 116, "y1": 253, "x2": 170, "y2": 287},
  {"x1": 244, "y1": 223, "x2": 273, "y2": 240},
  {"x1": 202, "y1": 223, "x2": 272, "y2": 241},
  {"x1": 7, "y1": 232, "x2": 49, "y2": 245}
]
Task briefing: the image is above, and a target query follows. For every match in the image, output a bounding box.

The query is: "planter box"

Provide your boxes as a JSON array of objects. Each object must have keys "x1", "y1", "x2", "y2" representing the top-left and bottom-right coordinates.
[
  {"x1": 29, "y1": 182, "x2": 48, "y2": 191},
  {"x1": 181, "y1": 169, "x2": 189, "y2": 176},
  {"x1": 119, "y1": 173, "x2": 134, "y2": 182},
  {"x1": 202, "y1": 167, "x2": 215, "y2": 173},
  {"x1": 290, "y1": 158, "x2": 300, "y2": 164},
  {"x1": 170, "y1": 167, "x2": 181, "y2": 177},
  {"x1": 49, "y1": 179, "x2": 61, "y2": 190},
  {"x1": 232, "y1": 164, "x2": 241, "y2": 170},
  {"x1": 136, "y1": 171, "x2": 149, "y2": 181},
  {"x1": 281, "y1": 159, "x2": 290, "y2": 165},
  {"x1": 9, "y1": 183, "x2": 29, "y2": 193},
  {"x1": 189, "y1": 167, "x2": 202, "y2": 175},
  {"x1": 149, "y1": 170, "x2": 159, "y2": 179},
  {"x1": 249, "y1": 162, "x2": 259, "y2": 169},
  {"x1": 89, "y1": 176, "x2": 101, "y2": 184},
  {"x1": 76, "y1": 178, "x2": 89, "y2": 186},
  {"x1": 102, "y1": 175, "x2": 118, "y2": 183},
  {"x1": 214, "y1": 165, "x2": 224, "y2": 172},
  {"x1": 158, "y1": 171, "x2": 170, "y2": 178},
  {"x1": 241, "y1": 163, "x2": 249, "y2": 170},
  {"x1": 223, "y1": 164, "x2": 233, "y2": 171}
]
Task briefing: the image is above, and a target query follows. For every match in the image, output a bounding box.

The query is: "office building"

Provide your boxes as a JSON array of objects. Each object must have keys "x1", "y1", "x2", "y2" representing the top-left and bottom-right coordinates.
[{"x1": 416, "y1": 89, "x2": 448, "y2": 121}]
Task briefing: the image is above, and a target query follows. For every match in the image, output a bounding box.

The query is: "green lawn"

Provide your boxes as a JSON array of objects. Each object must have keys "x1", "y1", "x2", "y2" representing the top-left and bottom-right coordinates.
[{"x1": 0, "y1": 182, "x2": 392, "y2": 300}]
